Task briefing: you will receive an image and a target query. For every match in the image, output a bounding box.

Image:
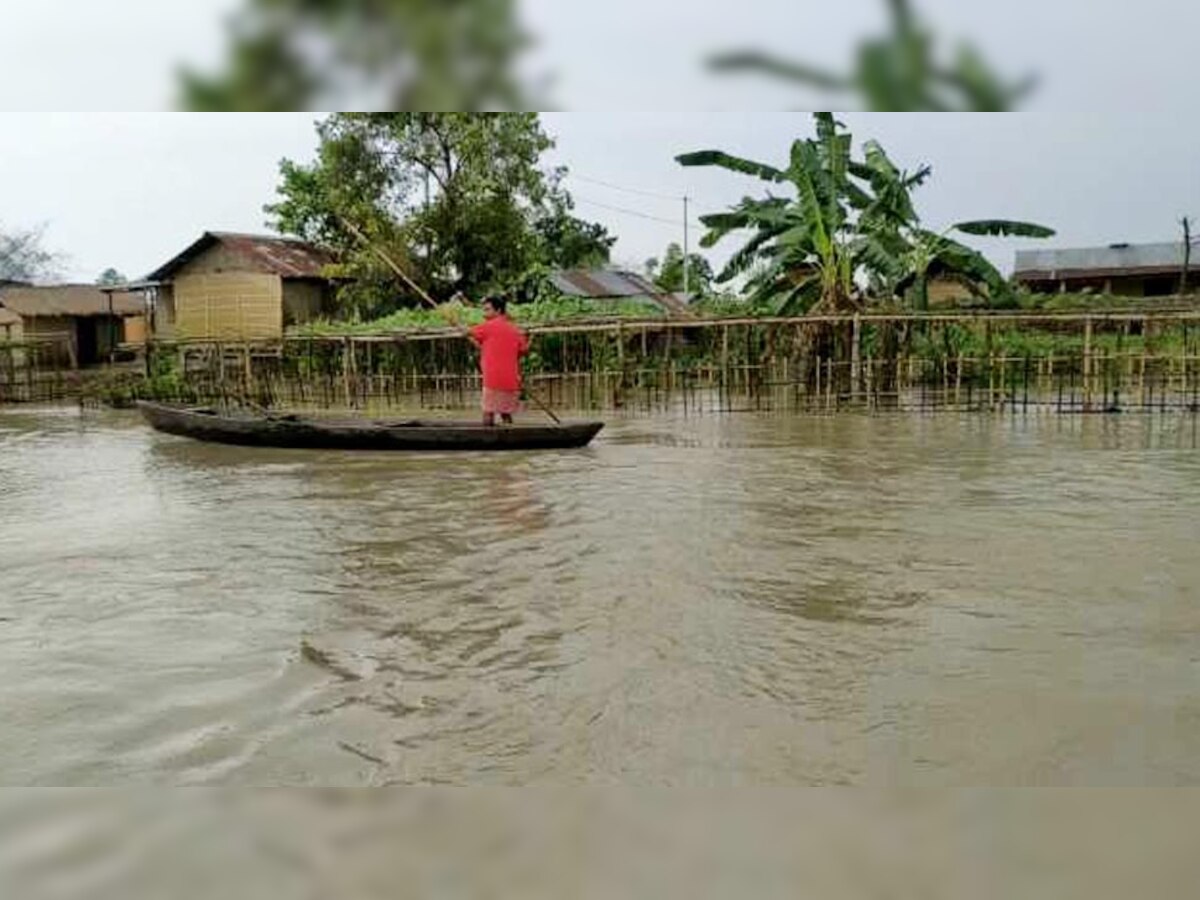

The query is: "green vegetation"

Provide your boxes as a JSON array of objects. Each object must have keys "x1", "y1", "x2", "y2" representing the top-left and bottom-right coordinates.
[
  {"x1": 678, "y1": 113, "x2": 1053, "y2": 315},
  {"x1": 646, "y1": 243, "x2": 715, "y2": 296},
  {"x1": 291, "y1": 296, "x2": 667, "y2": 336},
  {"x1": 710, "y1": 0, "x2": 1035, "y2": 111},
  {"x1": 268, "y1": 113, "x2": 616, "y2": 319},
  {"x1": 87, "y1": 352, "x2": 200, "y2": 408},
  {"x1": 179, "y1": 0, "x2": 530, "y2": 111},
  {"x1": 95, "y1": 268, "x2": 128, "y2": 286}
]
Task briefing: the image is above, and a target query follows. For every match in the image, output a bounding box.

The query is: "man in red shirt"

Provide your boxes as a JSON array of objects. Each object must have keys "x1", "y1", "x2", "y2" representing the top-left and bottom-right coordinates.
[{"x1": 468, "y1": 296, "x2": 529, "y2": 426}]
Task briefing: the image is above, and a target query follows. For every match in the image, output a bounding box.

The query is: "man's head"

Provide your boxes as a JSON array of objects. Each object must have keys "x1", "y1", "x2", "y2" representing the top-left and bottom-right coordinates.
[{"x1": 481, "y1": 296, "x2": 507, "y2": 320}]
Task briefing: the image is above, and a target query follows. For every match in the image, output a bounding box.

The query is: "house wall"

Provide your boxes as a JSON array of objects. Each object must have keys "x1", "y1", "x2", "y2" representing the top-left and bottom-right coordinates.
[
  {"x1": 282, "y1": 280, "x2": 327, "y2": 327},
  {"x1": 152, "y1": 285, "x2": 177, "y2": 339},
  {"x1": 123, "y1": 315, "x2": 148, "y2": 344},
  {"x1": 174, "y1": 272, "x2": 283, "y2": 340},
  {"x1": 18, "y1": 317, "x2": 75, "y2": 366},
  {"x1": 22, "y1": 316, "x2": 74, "y2": 338},
  {"x1": 927, "y1": 279, "x2": 975, "y2": 307},
  {"x1": 157, "y1": 244, "x2": 332, "y2": 339}
]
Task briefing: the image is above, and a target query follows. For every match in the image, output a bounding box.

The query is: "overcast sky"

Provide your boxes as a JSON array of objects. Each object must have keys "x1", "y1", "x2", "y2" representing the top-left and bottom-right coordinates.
[
  {"x1": 2, "y1": 113, "x2": 1197, "y2": 284},
  {"x1": 3, "y1": 1, "x2": 1197, "y2": 110}
]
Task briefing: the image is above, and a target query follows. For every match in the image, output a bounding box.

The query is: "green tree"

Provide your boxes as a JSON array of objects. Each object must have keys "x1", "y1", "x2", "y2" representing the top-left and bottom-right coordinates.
[
  {"x1": 96, "y1": 268, "x2": 128, "y2": 286},
  {"x1": 268, "y1": 113, "x2": 611, "y2": 316},
  {"x1": 532, "y1": 193, "x2": 617, "y2": 270},
  {"x1": 710, "y1": 0, "x2": 1035, "y2": 111},
  {"x1": 179, "y1": 0, "x2": 531, "y2": 111},
  {"x1": 678, "y1": 113, "x2": 1052, "y2": 314},
  {"x1": 0, "y1": 224, "x2": 60, "y2": 283},
  {"x1": 648, "y1": 243, "x2": 714, "y2": 295}
]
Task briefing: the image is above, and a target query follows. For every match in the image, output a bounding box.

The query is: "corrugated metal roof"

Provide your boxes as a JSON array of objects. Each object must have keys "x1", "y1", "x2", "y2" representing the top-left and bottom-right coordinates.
[
  {"x1": 548, "y1": 269, "x2": 695, "y2": 317},
  {"x1": 1015, "y1": 242, "x2": 1188, "y2": 278},
  {"x1": 146, "y1": 232, "x2": 337, "y2": 282},
  {"x1": 551, "y1": 269, "x2": 660, "y2": 298},
  {"x1": 0, "y1": 285, "x2": 145, "y2": 318}
]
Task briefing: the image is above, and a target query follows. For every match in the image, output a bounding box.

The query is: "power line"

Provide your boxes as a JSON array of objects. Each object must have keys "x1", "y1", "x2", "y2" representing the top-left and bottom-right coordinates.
[
  {"x1": 572, "y1": 193, "x2": 707, "y2": 231},
  {"x1": 565, "y1": 171, "x2": 730, "y2": 210},
  {"x1": 567, "y1": 172, "x2": 684, "y2": 202}
]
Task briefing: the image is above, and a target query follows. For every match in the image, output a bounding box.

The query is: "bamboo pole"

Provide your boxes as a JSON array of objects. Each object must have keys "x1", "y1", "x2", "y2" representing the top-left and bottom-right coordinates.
[
  {"x1": 1083, "y1": 316, "x2": 1094, "y2": 411},
  {"x1": 850, "y1": 314, "x2": 862, "y2": 403}
]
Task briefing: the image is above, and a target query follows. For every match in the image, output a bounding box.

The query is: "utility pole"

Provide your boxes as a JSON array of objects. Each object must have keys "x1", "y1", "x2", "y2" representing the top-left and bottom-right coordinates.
[{"x1": 683, "y1": 195, "x2": 690, "y2": 297}]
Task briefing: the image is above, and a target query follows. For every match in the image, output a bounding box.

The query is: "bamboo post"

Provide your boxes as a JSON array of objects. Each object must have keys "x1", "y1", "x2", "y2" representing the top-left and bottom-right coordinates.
[
  {"x1": 1083, "y1": 316, "x2": 1094, "y2": 411},
  {"x1": 343, "y1": 336, "x2": 353, "y2": 408},
  {"x1": 825, "y1": 357, "x2": 833, "y2": 411},
  {"x1": 814, "y1": 353, "x2": 822, "y2": 411},
  {"x1": 616, "y1": 324, "x2": 626, "y2": 406},
  {"x1": 850, "y1": 314, "x2": 862, "y2": 403},
  {"x1": 1140, "y1": 350, "x2": 1148, "y2": 410},
  {"x1": 868, "y1": 355, "x2": 878, "y2": 412}
]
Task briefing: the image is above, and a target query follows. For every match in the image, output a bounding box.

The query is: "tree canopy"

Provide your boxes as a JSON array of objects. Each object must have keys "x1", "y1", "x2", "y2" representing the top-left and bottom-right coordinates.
[
  {"x1": 646, "y1": 243, "x2": 714, "y2": 296},
  {"x1": 96, "y1": 268, "x2": 128, "y2": 286},
  {"x1": 179, "y1": 0, "x2": 532, "y2": 111},
  {"x1": 267, "y1": 113, "x2": 615, "y2": 317}
]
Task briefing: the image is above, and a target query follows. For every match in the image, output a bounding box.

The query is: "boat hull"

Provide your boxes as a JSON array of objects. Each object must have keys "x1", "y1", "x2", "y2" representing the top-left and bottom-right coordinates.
[{"x1": 136, "y1": 402, "x2": 603, "y2": 451}]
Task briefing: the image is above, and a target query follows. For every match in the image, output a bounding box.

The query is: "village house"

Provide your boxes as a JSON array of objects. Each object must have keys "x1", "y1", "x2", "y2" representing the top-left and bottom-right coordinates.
[
  {"x1": 0, "y1": 306, "x2": 20, "y2": 341},
  {"x1": 141, "y1": 232, "x2": 339, "y2": 341},
  {"x1": 1015, "y1": 242, "x2": 1199, "y2": 297},
  {"x1": 0, "y1": 284, "x2": 146, "y2": 365}
]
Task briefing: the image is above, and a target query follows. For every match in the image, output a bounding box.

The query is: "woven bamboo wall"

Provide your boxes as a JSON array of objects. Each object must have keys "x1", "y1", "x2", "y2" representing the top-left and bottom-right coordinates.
[{"x1": 174, "y1": 273, "x2": 282, "y2": 340}]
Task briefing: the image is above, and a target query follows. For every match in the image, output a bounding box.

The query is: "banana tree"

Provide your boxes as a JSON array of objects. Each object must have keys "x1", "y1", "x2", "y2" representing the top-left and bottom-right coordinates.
[
  {"x1": 839, "y1": 127, "x2": 1055, "y2": 308},
  {"x1": 678, "y1": 113, "x2": 1054, "y2": 313},
  {"x1": 889, "y1": 218, "x2": 1055, "y2": 310},
  {"x1": 679, "y1": 114, "x2": 921, "y2": 314}
]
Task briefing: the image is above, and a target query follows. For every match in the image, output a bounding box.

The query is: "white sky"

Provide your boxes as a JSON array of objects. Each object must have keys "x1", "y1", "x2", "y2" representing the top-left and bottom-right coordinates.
[
  {"x1": 3, "y1": 3, "x2": 1196, "y2": 284},
  {"x1": 2, "y1": 1, "x2": 1196, "y2": 110},
  {"x1": 2, "y1": 112, "x2": 1197, "y2": 285}
]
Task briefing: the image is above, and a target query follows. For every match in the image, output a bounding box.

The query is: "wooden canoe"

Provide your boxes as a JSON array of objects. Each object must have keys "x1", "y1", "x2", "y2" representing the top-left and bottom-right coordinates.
[{"x1": 136, "y1": 402, "x2": 604, "y2": 451}]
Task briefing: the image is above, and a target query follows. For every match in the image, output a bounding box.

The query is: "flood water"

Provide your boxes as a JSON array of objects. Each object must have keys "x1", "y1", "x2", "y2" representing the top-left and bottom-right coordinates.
[{"x1": 2, "y1": 406, "x2": 1199, "y2": 786}]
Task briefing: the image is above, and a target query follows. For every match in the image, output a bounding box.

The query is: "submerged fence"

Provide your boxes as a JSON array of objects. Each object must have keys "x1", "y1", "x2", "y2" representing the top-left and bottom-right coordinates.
[{"x1": 6, "y1": 312, "x2": 1200, "y2": 415}]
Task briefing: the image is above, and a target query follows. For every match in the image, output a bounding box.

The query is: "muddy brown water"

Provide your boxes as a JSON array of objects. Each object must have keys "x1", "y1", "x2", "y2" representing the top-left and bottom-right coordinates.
[{"x1": 1, "y1": 407, "x2": 1198, "y2": 786}]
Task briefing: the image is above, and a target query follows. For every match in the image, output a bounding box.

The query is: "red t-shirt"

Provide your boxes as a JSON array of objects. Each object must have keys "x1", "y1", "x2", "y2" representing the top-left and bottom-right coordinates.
[{"x1": 471, "y1": 316, "x2": 528, "y2": 391}]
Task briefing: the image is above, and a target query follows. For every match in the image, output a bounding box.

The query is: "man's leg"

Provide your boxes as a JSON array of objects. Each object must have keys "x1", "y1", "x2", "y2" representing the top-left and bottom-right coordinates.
[
  {"x1": 483, "y1": 411, "x2": 496, "y2": 427},
  {"x1": 500, "y1": 413, "x2": 513, "y2": 425}
]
